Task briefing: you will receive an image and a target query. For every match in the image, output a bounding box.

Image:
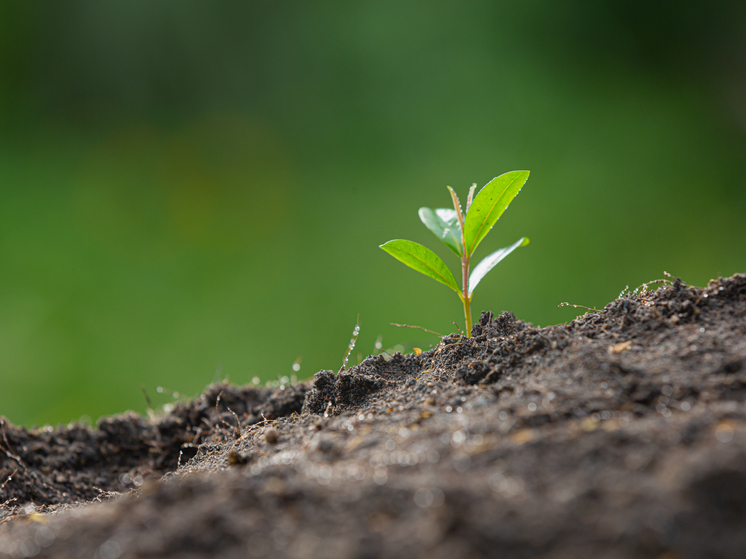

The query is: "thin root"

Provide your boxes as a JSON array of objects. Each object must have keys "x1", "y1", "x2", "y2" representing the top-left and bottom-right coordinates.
[
  {"x1": 0, "y1": 469, "x2": 18, "y2": 493},
  {"x1": 215, "y1": 391, "x2": 242, "y2": 439},
  {"x1": 449, "y1": 321, "x2": 464, "y2": 337},
  {"x1": 0, "y1": 420, "x2": 26, "y2": 470},
  {"x1": 391, "y1": 323, "x2": 443, "y2": 337},
  {"x1": 558, "y1": 302, "x2": 600, "y2": 313}
]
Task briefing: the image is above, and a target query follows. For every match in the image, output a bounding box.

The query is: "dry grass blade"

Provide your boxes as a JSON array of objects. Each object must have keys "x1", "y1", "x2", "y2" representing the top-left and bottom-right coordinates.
[{"x1": 390, "y1": 323, "x2": 443, "y2": 337}]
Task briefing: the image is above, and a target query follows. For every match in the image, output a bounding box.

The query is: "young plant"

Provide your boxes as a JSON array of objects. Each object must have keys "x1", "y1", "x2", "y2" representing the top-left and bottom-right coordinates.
[{"x1": 380, "y1": 170, "x2": 530, "y2": 337}]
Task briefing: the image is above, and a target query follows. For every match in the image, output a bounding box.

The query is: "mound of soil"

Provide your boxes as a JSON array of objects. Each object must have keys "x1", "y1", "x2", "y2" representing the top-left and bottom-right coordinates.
[{"x1": 1, "y1": 274, "x2": 745, "y2": 559}]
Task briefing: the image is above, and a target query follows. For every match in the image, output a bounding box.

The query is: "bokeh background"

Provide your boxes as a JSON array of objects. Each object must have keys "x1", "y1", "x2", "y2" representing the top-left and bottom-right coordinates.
[{"x1": 1, "y1": 1, "x2": 745, "y2": 427}]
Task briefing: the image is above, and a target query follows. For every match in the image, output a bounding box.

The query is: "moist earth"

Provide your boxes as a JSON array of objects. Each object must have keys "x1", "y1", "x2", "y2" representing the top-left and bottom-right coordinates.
[{"x1": 1, "y1": 274, "x2": 745, "y2": 559}]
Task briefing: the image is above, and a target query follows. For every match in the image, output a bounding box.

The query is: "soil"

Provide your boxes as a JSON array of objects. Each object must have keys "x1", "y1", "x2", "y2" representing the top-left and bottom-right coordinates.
[{"x1": 1, "y1": 273, "x2": 745, "y2": 559}]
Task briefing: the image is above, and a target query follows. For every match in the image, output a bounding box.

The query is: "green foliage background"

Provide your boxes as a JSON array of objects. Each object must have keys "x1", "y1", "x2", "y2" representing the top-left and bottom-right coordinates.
[{"x1": 1, "y1": 1, "x2": 744, "y2": 426}]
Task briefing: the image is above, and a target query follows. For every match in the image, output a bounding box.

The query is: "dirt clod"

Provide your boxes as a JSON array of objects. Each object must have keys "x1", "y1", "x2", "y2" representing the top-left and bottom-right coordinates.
[{"x1": 263, "y1": 428, "x2": 279, "y2": 445}]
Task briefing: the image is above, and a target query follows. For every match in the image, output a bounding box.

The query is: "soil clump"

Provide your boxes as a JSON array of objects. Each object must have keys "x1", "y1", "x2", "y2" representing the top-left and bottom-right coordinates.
[{"x1": 1, "y1": 274, "x2": 745, "y2": 558}]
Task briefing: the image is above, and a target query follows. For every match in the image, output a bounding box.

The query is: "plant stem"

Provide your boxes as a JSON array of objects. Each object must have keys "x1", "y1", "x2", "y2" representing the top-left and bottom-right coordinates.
[
  {"x1": 461, "y1": 256, "x2": 472, "y2": 337},
  {"x1": 451, "y1": 185, "x2": 472, "y2": 337},
  {"x1": 462, "y1": 295, "x2": 472, "y2": 338}
]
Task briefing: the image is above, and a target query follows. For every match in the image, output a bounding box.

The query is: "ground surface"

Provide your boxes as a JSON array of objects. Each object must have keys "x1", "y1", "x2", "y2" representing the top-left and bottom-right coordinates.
[{"x1": 1, "y1": 274, "x2": 745, "y2": 559}]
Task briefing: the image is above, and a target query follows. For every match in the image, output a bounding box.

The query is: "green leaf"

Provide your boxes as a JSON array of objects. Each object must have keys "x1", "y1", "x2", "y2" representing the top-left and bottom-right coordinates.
[
  {"x1": 463, "y1": 171, "x2": 530, "y2": 256},
  {"x1": 435, "y1": 208, "x2": 458, "y2": 225},
  {"x1": 380, "y1": 239, "x2": 460, "y2": 293},
  {"x1": 418, "y1": 207, "x2": 462, "y2": 256},
  {"x1": 468, "y1": 237, "x2": 529, "y2": 296}
]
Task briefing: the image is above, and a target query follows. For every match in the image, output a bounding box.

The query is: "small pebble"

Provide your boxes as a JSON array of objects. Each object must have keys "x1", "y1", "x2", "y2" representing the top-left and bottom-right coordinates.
[{"x1": 265, "y1": 428, "x2": 280, "y2": 444}]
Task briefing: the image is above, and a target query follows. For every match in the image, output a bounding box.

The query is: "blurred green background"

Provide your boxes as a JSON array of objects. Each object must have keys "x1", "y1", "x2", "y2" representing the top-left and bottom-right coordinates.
[{"x1": 1, "y1": 1, "x2": 744, "y2": 427}]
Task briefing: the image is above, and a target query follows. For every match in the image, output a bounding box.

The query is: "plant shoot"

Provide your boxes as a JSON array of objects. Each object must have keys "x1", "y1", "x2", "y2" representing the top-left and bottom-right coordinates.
[{"x1": 380, "y1": 170, "x2": 530, "y2": 337}]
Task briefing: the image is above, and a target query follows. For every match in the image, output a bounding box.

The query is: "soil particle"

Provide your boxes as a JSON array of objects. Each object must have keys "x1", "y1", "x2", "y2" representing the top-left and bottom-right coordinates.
[{"x1": 1, "y1": 273, "x2": 745, "y2": 558}]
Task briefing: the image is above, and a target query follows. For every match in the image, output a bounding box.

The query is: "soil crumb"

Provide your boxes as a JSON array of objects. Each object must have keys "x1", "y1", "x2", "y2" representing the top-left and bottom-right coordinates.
[{"x1": 1, "y1": 274, "x2": 745, "y2": 558}]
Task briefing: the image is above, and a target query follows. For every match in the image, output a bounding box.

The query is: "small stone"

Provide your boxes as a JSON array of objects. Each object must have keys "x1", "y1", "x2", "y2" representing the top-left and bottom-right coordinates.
[{"x1": 264, "y1": 428, "x2": 279, "y2": 444}]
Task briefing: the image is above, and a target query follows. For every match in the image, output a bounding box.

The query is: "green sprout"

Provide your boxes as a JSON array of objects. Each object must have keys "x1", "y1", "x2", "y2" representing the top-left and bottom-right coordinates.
[{"x1": 380, "y1": 170, "x2": 530, "y2": 337}]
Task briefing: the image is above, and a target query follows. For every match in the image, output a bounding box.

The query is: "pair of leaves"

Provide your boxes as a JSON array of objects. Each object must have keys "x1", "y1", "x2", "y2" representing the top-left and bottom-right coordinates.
[
  {"x1": 380, "y1": 170, "x2": 530, "y2": 296},
  {"x1": 380, "y1": 236, "x2": 529, "y2": 296}
]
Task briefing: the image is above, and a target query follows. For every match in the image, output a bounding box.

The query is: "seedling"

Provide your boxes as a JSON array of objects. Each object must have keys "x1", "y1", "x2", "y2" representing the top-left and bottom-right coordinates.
[{"x1": 380, "y1": 170, "x2": 530, "y2": 337}]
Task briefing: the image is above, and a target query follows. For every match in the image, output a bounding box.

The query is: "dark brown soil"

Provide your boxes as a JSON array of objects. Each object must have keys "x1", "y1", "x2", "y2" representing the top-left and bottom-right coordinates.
[{"x1": 1, "y1": 274, "x2": 745, "y2": 559}]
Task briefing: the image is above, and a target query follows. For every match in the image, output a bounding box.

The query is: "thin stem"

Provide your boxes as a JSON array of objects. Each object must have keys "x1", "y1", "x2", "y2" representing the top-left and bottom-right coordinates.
[
  {"x1": 462, "y1": 295, "x2": 472, "y2": 338},
  {"x1": 390, "y1": 323, "x2": 443, "y2": 337},
  {"x1": 449, "y1": 184, "x2": 472, "y2": 337},
  {"x1": 461, "y1": 254, "x2": 472, "y2": 337}
]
